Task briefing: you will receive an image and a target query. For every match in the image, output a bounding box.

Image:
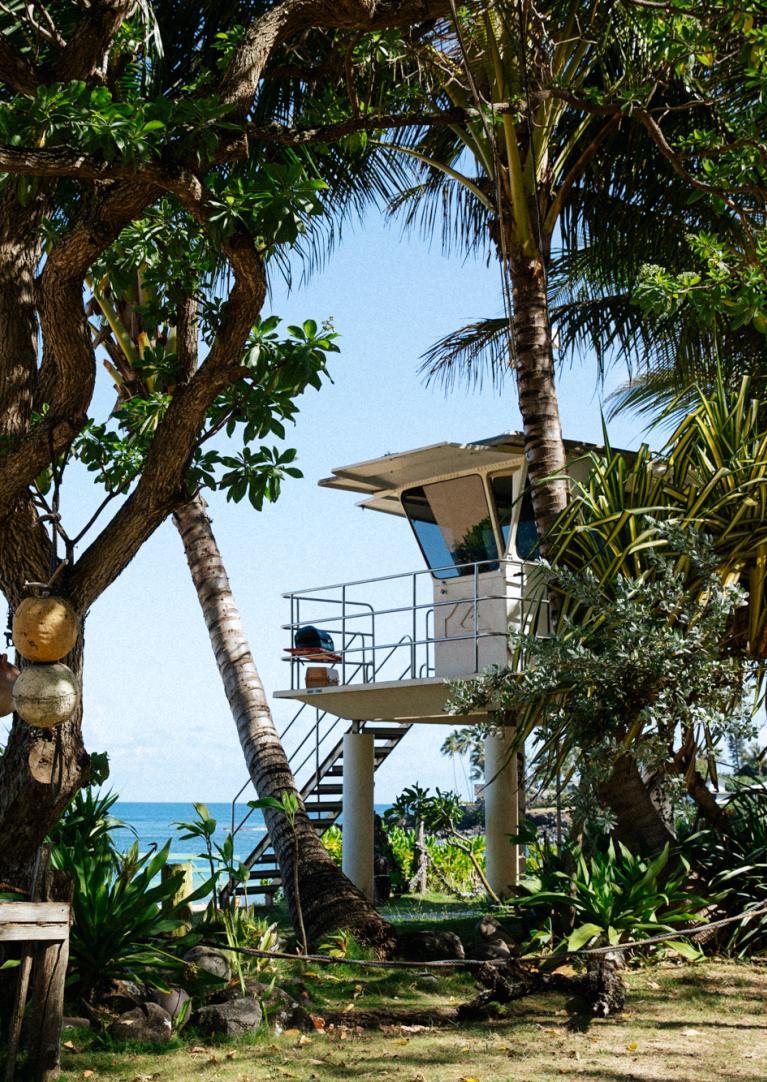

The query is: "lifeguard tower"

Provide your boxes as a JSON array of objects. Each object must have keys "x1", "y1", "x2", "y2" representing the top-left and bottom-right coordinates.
[{"x1": 231, "y1": 433, "x2": 589, "y2": 901}]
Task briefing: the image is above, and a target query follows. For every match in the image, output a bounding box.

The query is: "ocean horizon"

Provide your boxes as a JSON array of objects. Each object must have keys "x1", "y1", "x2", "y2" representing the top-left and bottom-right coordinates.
[{"x1": 112, "y1": 800, "x2": 391, "y2": 889}]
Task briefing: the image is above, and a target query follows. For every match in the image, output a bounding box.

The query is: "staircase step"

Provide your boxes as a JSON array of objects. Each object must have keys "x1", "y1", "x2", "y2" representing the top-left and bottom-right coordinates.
[
  {"x1": 304, "y1": 800, "x2": 342, "y2": 813},
  {"x1": 316, "y1": 783, "x2": 343, "y2": 794},
  {"x1": 247, "y1": 869, "x2": 281, "y2": 882},
  {"x1": 365, "y1": 727, "x2": 410, "y2": 739}
]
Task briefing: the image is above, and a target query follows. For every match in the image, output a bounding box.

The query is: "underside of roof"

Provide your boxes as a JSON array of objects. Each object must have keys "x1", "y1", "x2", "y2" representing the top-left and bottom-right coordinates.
[
  {"x1": 319, "y1": 432, "x2": 598, "y2": 512},
  {"x1": 318, "y1": 433, "x2": 527, "y2": 498}
]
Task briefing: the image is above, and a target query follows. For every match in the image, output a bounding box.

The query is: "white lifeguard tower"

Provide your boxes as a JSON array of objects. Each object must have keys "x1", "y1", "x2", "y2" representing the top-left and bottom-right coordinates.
[{"x1": 232, "y1": 433, "x2": 590, "y2": 901}]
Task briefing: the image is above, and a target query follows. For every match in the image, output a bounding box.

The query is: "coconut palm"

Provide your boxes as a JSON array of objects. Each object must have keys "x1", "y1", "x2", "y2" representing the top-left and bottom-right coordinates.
[{"x1": 373, "y1": 2, "x2": 755, "y2": 540}]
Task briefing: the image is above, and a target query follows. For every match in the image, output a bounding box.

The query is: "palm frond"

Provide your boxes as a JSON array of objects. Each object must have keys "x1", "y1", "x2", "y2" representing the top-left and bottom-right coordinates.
[{"x1": 419, "y1": 316, "x2": 511, "y2": 392}]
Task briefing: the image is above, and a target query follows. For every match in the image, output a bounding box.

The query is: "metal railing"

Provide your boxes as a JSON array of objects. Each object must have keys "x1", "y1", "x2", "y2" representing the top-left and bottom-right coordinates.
[{"x1": 282, "y1": 557, "x2": 547, "y2": 691}]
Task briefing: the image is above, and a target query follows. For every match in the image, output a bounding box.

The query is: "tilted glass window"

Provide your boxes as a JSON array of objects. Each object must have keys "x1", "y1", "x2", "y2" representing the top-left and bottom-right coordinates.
[
  {"x1": 515, "y1": 482, "x2": 540, "y2": 560},
  {"x1": 402, "y1": 476, "x2": 499, "y2": 579},
  {"x1": 489, "y1": 472, "x2": 515, "y2": 550}
]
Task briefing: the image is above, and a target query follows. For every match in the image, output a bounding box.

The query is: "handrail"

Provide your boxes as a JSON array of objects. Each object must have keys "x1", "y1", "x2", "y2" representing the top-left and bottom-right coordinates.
[{"x1": 282, "y1": 557, "x2": 529, "y2": 598}]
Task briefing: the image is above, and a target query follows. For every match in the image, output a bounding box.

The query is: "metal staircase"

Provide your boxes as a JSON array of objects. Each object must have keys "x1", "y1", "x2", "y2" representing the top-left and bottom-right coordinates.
[{"x1": 228, "y1": 643, "x2": 416, "y2": 903}]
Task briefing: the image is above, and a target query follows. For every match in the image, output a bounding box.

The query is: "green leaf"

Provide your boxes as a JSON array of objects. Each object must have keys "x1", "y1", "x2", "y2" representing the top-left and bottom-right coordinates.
[{"x1": 567, "y1": 923, "x2": 604, "y2": 951}]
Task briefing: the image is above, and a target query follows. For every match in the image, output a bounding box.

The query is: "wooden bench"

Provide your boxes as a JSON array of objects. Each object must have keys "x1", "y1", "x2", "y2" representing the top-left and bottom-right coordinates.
[{"x1": 1, "y1": 900, "x2": 71, "y2": 1082}]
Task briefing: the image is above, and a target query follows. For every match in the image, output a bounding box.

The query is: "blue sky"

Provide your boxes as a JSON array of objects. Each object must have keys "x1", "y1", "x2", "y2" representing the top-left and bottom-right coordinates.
[{"x1": 3, "y1": 212, "x2": 651, "y2": 804}]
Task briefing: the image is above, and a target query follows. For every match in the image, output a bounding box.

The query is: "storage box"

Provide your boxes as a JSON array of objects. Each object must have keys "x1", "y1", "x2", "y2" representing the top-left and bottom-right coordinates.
[{"x1": 305, "y1": 667, "x2": 340, "y2": 688}]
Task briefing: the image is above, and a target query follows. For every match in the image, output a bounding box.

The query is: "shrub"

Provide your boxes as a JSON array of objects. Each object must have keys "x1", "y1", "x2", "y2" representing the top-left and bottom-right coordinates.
[
  {"x1": 53, "y1": 839, "x2": 198, "y2": 1001},
  {"x1": 509, "y1": 840, "x2": 709, "y2": 957},
  {"x1": 683, "y1": 787, "x2": 767, "y2": 956}
]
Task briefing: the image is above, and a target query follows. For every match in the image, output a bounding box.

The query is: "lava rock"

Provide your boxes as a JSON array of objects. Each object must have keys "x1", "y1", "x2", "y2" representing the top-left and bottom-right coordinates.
[
  {"x1": 98, "y1": 978, "x2": 146, "y2": 1013},
  {"x1": 192, "y1": 996, "x2": 263, "y2": 1036},
  {"x1": 148, "y1": 985, "x2": 191, "y2": 1022},
  {"x1": 473, "y1": 937, "x2": 512, "y2": 960},
  {"x1": 396, "y1": 929, "x2": 465, "y2": 961},
  {"x1": 183, "y1": 945, "x2": 232, "y2": 982},
  {"x1": 476, "y1": 916, "x2": 514, "y2": 945},
  {"x1": 211, "y1": 980, "x2": 314, "y2": 1033},
  {"x1": 108, "y1": 1002, "x2": 172, "y2": 1044}
]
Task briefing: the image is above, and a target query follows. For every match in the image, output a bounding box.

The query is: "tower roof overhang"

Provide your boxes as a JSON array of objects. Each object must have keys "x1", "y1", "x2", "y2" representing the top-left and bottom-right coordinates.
[{"x1": 318, "y1": 432, "x2": 597, "y2": 516}]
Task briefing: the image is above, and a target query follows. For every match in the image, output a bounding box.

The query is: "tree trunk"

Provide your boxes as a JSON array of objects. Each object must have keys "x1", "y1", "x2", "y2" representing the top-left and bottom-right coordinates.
[
  {"x1": 598, "y1": 754, "x2": 676, "y2": 855},
  {"x1": 509, "y1": 251, "x2": 569, "y2": 547},
  {"x1": 172, "y1": 495, "x2": 396, "y2": 953},
  {"x1": 408, "y1": 817, "x2": 428, "y2": 894},
  {"x1": 0, "y1": 634, "x2": 90, "y2": 890}
]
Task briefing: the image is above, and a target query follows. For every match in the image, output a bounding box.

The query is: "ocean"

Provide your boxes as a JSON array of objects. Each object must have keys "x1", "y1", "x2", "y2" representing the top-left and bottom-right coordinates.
[
  {"x1": 111, "y1": 802, "x2": 269, "y2": 887},
  {"x1": 111, "y1": 801, "x2": 390, "y2": 889}
]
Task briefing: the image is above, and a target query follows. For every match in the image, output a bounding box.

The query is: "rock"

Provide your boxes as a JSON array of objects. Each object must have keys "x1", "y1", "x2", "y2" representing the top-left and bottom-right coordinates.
[
  {"x1": 183, "y1": 945, "x2": 231, "y2": 982},
  {"x1": 414, "y1": 973, "x2": 440, "y2": 989},
  {"x1": 108, "y1": 1002, "x2": 173, "y2": 1044},
  {"x1": 62, "y1": 1016, "x2": 91, "y2": 1030},
  {"x1": 98, "y1": 978, "x2": 145, "y2": 1013},
  {"x1": 211, "y1": 980, "x2": 314, "y2": 1033},
  {"x1": 473, "y1": 937, "x2": 512, "y2": 960},
  {"x1": 476, "y1": 916, "x2": 514, "y2": 945},
  {"x1": 396, "y1": 929, "x2": 465, "y2": 962},
  {"x1": 192, "y1": 996, "x2": 263, "y2": 1036},
  {"x1": 148, "y1": 985, "x2": 191, "y2": 1022}
]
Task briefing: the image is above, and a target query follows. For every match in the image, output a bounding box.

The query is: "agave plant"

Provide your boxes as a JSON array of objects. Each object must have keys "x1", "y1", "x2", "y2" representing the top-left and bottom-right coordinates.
[{"x1": 53, "y1": 838, "x2": 208, "y2": 1002}]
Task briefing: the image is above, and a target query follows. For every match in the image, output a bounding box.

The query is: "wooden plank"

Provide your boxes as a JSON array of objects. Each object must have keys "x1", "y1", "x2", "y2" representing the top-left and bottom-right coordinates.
[
  {"x1": 0, "y1": 902, "x2": 69, "y2": 923},
  {"x1": 0, "y1": 922, "x2": 69, "y2": 942}
]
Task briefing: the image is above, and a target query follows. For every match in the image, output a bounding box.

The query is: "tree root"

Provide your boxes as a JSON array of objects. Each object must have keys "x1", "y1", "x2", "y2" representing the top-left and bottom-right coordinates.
[{"x1": 317, "y1": 957, "x2": 626, "y2": 1030}]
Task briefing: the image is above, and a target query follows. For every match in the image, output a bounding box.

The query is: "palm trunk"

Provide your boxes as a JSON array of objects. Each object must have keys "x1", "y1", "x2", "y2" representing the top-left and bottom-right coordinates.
[
  {"x1": 598, "y1": 754, "x2": 676, "y2": 855},
  {"x1": 509, "y1": 251, "x2": 569, "y2": 547},
  {"x1": 172, "y1": 495, "x2": 396, "y2": 953}
]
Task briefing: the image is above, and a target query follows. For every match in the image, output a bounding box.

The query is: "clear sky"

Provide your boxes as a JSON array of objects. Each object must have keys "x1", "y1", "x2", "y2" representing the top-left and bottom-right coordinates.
[{"x1": 3, "y1": 212, "x2": 651, "y2": 805}]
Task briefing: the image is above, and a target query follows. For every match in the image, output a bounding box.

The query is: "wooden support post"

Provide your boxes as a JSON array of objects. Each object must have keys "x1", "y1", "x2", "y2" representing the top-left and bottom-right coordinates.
[
  {"x1": 0, "y1": 902, "x2": 71, "y2": 1082},
  {"x1": 29, "y1": 936, "x2": 70, "y2": 1081}
]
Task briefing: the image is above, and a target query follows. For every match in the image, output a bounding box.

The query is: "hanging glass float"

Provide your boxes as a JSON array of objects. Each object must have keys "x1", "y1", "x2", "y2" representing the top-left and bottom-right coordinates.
[
  {"x1": 12, "y1": 662, "x2": 79, "y2": 728},
  {"x1": 0, "y1": 653, "x2": 20, "y2": 716},
  {"x1": 12, "y1": 595, "x2": 78, "y2": 662}
]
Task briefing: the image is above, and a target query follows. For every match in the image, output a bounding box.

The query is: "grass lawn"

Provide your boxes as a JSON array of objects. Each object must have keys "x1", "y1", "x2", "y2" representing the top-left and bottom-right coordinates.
[{"x1": 58, "y1": 961, "x2": 767, "y2": 1082}]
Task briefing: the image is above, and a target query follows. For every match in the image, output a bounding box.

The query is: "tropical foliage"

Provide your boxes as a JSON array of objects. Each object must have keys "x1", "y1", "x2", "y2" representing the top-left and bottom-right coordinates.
[{"x1": 509, "y1": 840, "x2": 709, "y2": 959}]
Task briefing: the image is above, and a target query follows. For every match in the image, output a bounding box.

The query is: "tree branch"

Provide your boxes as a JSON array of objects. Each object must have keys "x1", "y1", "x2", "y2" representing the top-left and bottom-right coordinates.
[
  {"x1": 46, "y1": 0, "x2": 137, "y2": 83},
  {"x1": 0, "y1": 37, "x2": 40, "y2": 95},
  {"x1": 0, "y1": 180, "x2": 158, "y2": 516},
  {"x1": 67, "y1": 189, "x2": 266, "y2": 609},
  {"x1": 220, "y1": 0, "x2": 451, "y2": 113}
]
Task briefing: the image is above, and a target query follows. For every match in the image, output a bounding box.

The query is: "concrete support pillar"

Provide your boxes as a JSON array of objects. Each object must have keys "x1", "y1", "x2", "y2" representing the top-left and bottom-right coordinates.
[
  {"x1": 342, "y1": 730, "x2": 375, "y2": 900},
  {"x1": 484, "y1": 728, "x2": 520, "y2": 899}
]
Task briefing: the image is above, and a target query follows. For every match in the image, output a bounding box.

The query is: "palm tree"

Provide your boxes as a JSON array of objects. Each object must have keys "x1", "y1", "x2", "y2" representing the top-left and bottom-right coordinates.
[
  {"x1": 86, "y1": 271, "x2": 396, "y2": 951},
  {"x1": 173, "y1": 495, "x2": 394, "y2": 949},
  {"x1": 374, "y1": 1, "x2": 753, "y2": 541}
]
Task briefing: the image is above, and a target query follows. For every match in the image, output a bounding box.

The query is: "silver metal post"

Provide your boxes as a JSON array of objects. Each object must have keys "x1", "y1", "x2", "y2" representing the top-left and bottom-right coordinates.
[
  {"x1": 411, "y1": 572, "x2": 417, "y2": 677},
  {"x1": 473, "y1": 561, "x2": 479, "y2": 672}
]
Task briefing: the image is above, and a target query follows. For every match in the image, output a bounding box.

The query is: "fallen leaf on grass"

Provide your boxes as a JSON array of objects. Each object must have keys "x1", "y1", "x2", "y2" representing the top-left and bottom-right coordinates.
[
  {"x1": 310, "y1": 1014, "x2": 326, "y2": 1031},
  {"x1": 299, "y1": 1034, "x2": 313, "y2": 1046},
  {"x1": 63, "y1": 1040, "x2": 81, "y2": 1052},
  {"x1": 395, "y1": 1039, "x2": 410, "y2": 1046},
  {"x1": 682, "y1": 1029, "x2": 701, "y2": 1037},
  {"x1": 82, "y1": 1073, "x2": 94, "y2": 1079},
  {"x1": 459, "y1": 1076, "x2": 480, "y2": 1081},
  {"x1": 189, "y1": 1046, "x2": 207, "y2": 1054},
  {"x1": 282, "y1": 1028, "x2": 301, "y2": 1038},
  {"x1": 627, "y1": 1042, "x2": 638, "y2": 1052}
]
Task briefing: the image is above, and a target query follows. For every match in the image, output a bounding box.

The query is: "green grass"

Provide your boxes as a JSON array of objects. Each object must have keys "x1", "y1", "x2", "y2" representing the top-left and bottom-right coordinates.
[{"x1": 54, "y1": 962, "x2": 767, "y2": 1082}]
